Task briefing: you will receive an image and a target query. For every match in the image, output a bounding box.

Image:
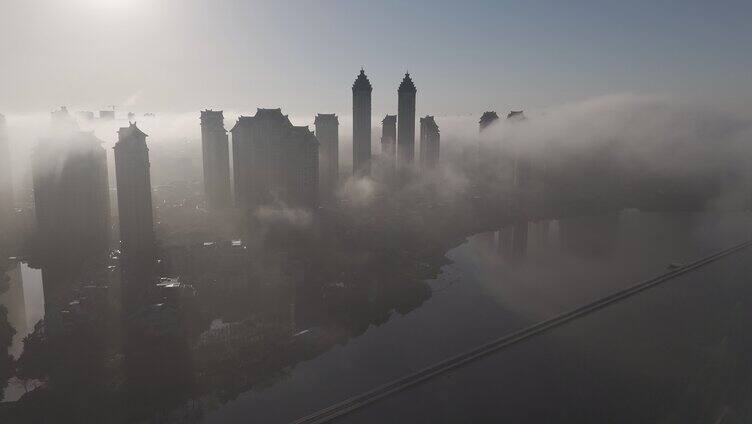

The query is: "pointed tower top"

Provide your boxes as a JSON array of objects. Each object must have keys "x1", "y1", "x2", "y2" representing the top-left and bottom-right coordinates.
[
  {"x1": 352, "y1": 69, "x2": 372, "y2": 92},
  {"x1": 398, "y1": 72, "x2": 416, "y2": 94}
]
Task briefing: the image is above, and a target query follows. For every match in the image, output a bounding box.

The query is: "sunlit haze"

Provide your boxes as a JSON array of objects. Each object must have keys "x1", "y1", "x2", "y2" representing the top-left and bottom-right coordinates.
[
  {"x1": 2, "y1": 1, "x2": 752, "y2": 423},
  {"x1": 2, "y1": 0, "x2": 752, "y2": 115}
]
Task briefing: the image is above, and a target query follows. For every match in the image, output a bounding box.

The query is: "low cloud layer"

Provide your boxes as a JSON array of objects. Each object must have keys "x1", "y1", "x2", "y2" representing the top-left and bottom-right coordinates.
[
  {"x1": 4, "y1": 93, "x2": 752, "y2": 210},
  {"x1": 255, "y1": 202, "x2": 313, "y2": 228}
]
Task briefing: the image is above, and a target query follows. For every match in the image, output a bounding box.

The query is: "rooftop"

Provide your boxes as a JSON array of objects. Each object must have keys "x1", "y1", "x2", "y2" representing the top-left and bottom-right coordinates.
[
  {"x1": 398, "y1": 72, "x2": 416, "y2": 93},
  {"x1": 315, "y1": 113, "x2": 339, "y2": 124},
  {"x1": 479, "y1": 111, "x2": 499, "y2": 124},
  {"x1": 421, "y1": 115, "x2": 440, "y2": 132},
  {"x1": 115, "y1": 122, "x2": 148, "y2": 148},
  {"x1": 353, "y1": 69, "x2": 373, "y2": 92},
  {"x1": 230, "y1": 108, "x2": 292, "y2": 132},
  {"x1": 507, "y1": 110, "x2": 525, "y2": 120},
  {"x1": 37, "y1": 130, "x2": 105, "y2": 155},
  {"x1": 201, "y1": 109, "x2": 224, "y2": 119}
]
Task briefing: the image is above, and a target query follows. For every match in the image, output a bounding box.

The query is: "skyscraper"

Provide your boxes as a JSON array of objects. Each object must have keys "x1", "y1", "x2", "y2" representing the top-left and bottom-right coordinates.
[
  {"x1": 231, "y1": 108, "x2": 319, "y2": 209},
  {"x1": 114, "y1": 123, "x2": 155, "y2": 272},
  {"x1": 33, "y1": 123, "x2": 110, "y2": 261},
  {"x1": 381, "y1": 115, "x2": 397, "y2": 159},
  {"x1": 419, "y1": 116, "x2": 440, "y2": 170},
  {"x1": 478, "y1": 111, "x2": 500, "y2": 172},
  {"x1": 290, "y1": 125, "x2": 320, "y2": 208},
  {"x1": 200, "y1": 110, "x2": 231, "y2": 209},
  {"x1": 507, "y1": 110, "x2": 525, "y2": 120},
  {"x1": 507, "y1": 110, "x2": 531, "y2": 188},
  {"x1": 352, "y1": 69, "x2": 372, "y2": 176},
  {"x1": 397, "y1": 72, "x2": 417, "y2": 166},
  {"x1": 479, "y1": 111, "x2": 499, "y2": 132},
  {"x1": 31, "y1": 109, "x2": 110, "y2": 316},
  {"x1": 0, "y1": 114, "x2": 12, "y2": 241},
  {"x1": 314, "y1": 113, "x2": 339, "y2": 195}
]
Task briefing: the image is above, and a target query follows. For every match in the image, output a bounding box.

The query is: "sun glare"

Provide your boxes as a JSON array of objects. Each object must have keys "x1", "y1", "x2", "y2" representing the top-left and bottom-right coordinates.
[{"x1": 83, "y1": 0, "x2": 137, "y2": 13}]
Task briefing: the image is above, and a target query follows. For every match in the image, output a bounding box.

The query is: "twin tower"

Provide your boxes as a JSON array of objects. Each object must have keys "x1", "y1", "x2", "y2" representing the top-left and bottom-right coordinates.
[
  {"x1": 352, "y1": 70, "x2": 435, "y2": 176},
  {"x1": 199, "y1": 70, "x2": 438, "y2": 210}
]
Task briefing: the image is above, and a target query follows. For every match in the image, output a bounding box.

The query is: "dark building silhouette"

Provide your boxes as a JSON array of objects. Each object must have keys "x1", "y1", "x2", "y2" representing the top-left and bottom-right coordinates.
[
  {"x1": 507, "y1": 110, "x2": 530, "y2": 188},
  {"x1": 99, "y1": 110, "x2": 115, "y2": 121},
  {"x1": 381, "y1": 115, "x2": 397, "y2": 159},
  {"x1": 397, "y1": 72, "x2": 417, "y2": 166},
  {"x1": 231, "y1": 108, "x2": 319, "y2": 208},
  {"x1": 114, "y1": 123, "x2": 155, "y2": 273},
  {"x1": 288, "y1": 125, "x2": 320, "y2": 207},
  {"x1": 479, "y1": 111, "x2": 499, "y2": 132},
  {"x1": 419, "y1": 115, "x2": 440, "y2": 169},
  {"x1": 33, "y1": 117, "x2": 110, "y2": 261},
  {"x1": 478, "y1": 111, "x2": 503, "y2": 180},
  {"x1": 0, "y1": 114, "x2": 12, "y2": 240},
  {"x1": 352, "y1": 69, "x2": 372, "y2": 176},
  {"x1": 314, "y1": 113, "x2": 339, "y2": 195},
  {"x1": 200, "y1": 110, "x2": 231, "y2": 208},
  {"x1": 507, "y1": 110, "x2": 525, "y2": 120}
]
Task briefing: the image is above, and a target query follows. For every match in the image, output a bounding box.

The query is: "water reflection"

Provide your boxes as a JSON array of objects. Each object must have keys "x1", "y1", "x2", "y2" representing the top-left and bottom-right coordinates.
[
  {"x1": 494, "y1": 220, "x2": 533, "y2": 261},
  {"x1": 485, "y1": 211, "x2": 752, "y2": 268},
  {"x1": 1, "y1": 211, "x2": 751, "y2": 422},
  {"x1": 0, "y1": 262, "x2": 43, "y2": 358},
  {"x1": 200, "y1": 211, "x2": 752, "y2": 423},
  {"x1": 1, "y1": 210, "x2": 437, "y2": 421},
  {"x1": 335, "y1": 244, "x2": 752, "y2": 424},
  {"x1": 0, "y1": 263, "x2": 27, "y2": 359},
  {"x1": 492, "y1": 213, "x2": 631, "y2": 262},
  {"x1": 0, "y1": 262, "x2": 43, "y2": 402},
  {"x1": 464, "y1": 210, "x2": 752, "y2": 324}
]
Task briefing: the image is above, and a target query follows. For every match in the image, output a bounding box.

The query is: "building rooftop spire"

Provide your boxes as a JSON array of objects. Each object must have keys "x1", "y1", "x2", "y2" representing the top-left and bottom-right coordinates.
[
  {"x1": 398, "y1": 72, "x2": 416, "y2": 93},
  {"x1": 352, "y1": 69, "x2": 372, "y2": 92}
]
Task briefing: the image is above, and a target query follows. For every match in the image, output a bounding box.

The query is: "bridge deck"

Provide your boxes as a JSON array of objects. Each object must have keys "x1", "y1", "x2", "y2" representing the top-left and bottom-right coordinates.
[{"x1": 296, "y1": 241, "x2": 752, "y2": 423}]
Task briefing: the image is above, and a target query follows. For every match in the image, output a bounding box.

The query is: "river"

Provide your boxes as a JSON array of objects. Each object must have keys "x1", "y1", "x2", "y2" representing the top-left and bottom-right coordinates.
[{"x1": 201, "y1": 210, "x2": 752, "y2": 423}]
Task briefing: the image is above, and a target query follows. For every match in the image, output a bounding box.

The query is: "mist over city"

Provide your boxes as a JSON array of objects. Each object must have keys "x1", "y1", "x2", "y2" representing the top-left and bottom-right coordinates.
[{"x1": 2, "y1": 1, "x2": 752, "y2": 423}]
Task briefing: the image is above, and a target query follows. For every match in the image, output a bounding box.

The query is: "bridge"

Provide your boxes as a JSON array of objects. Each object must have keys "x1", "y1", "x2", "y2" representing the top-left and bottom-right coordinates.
[{"x1": 292, "y1": 239, "x2": 752, "y2": 424}]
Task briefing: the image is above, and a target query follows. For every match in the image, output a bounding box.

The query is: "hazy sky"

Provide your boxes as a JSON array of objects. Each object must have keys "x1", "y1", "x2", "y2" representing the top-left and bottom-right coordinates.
[{"x1": 2, "y1": 0, "x2": 751, "y2": 117}]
